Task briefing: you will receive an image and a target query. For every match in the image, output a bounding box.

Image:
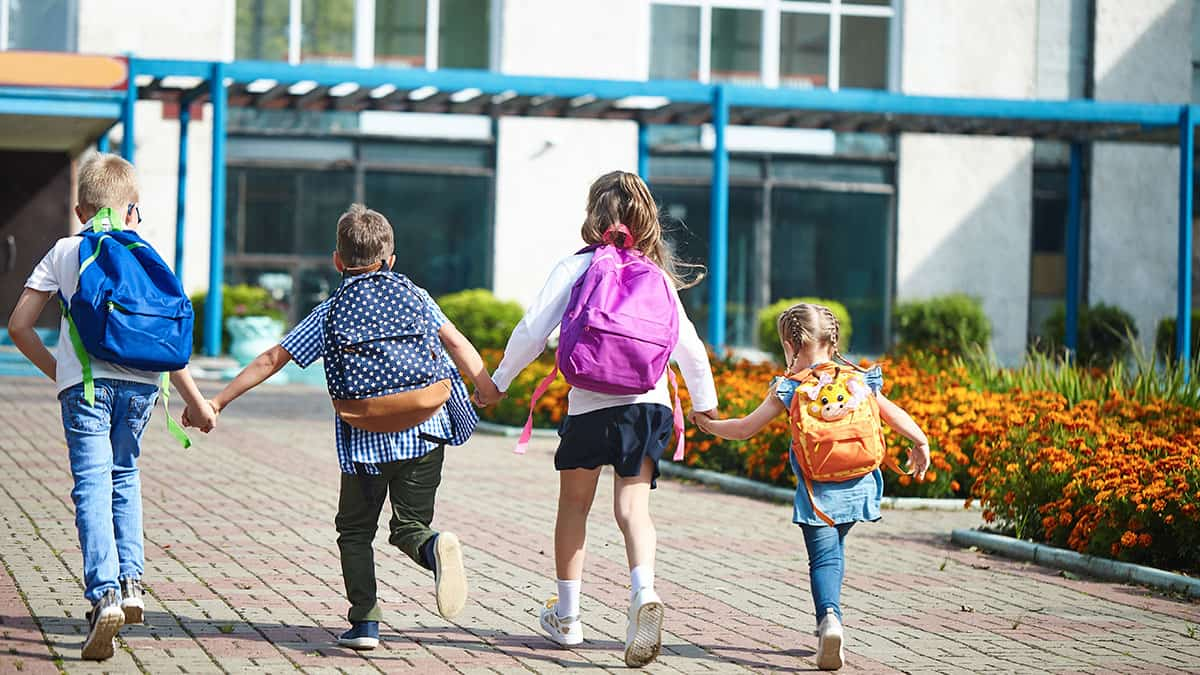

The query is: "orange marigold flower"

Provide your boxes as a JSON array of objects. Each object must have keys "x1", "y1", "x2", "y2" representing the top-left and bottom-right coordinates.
[
  {"x1": 1120, "y1": 531, "x2": 1137, "y2": 547},
  {"x1": 1137, "y1": 533, "x2": 1153, "y2": 547}
]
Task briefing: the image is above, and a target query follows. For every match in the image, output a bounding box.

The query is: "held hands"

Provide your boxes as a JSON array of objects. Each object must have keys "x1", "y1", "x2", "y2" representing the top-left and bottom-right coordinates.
[
  {"x1": 907, "y1": 442, "x2": 931, "y2": 481},
  {"x1": 181, "y1": 399, "x2": 219, "y2": 433},
  {"x1": 471, "y1": 377, "x2": 505, "y2": 408},
  {"x1": 689, "y1": 408, "x2": 717, "y2": 433}
]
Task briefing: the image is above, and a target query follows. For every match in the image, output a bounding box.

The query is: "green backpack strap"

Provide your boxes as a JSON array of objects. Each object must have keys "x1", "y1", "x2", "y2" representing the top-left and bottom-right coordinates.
[
  {"x1": 90, "y1": 207, "x2": 124, "y2": 233},
  {"x1": 159, "y1": 373, "x2": 192, "y2": 449},
  {"x1": 60, "y1": 297, "x2": 95, "y2": 405}
]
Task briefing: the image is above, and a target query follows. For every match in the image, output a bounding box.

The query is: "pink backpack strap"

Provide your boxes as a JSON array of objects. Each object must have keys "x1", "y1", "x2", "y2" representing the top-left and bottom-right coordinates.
[
  {"x1": 668, "y1": 367, "x2": 685, "y2": 461},
  {"x1": 515, "y1": 363, "x2": 560, "y2": 454}
]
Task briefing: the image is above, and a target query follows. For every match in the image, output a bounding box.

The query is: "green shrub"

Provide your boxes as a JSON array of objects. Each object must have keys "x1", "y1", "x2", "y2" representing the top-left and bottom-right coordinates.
[
  {"x1": 190, "y1": 284, "x2": 286, "y2": 354},
  {"x1": 437, "y1": 289, "x2": 525, "y2": 352},
  {"x1": 1155, "y1": 311, "x2": 1200, "y2": 364},
  {"x1": 756, "y1": 298, "x2": 851, "y2": 362},
  {"x1": 893, "y1": 294, "x2": 991, "y2": 354},
  {"x1": 1041, "y1": 303, "x2": 1137, "y2": 369}
]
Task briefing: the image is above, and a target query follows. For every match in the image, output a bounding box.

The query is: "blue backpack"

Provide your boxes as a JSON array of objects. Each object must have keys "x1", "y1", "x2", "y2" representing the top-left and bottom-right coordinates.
[
  {"x1": 60, "y1": 207, "x2": 194, "y2": 446},
  {"x1": 322, "y1": 265, "x2": 454, "y2": 433}
]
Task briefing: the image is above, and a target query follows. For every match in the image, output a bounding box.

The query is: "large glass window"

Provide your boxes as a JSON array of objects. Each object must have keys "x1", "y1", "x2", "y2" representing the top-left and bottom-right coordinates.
[
  {"x1": 1029, "y1": 163, "x2": 1070, "y2": 341},
  {"x1": 649, "y1": 1, "x2": 895, "y2": 90},
  {"x1": 235, "y1": 0, "x2": 490, "y2": 68},
  {"x1": 5, "y1": 0, "x2": 75, "y2": 51},
  {"x1": 650, "y1": 153, "x2": 894, "y2": 353},
  {"x1": 225, "y1": 135, "x2": 495, "y2": 325}
]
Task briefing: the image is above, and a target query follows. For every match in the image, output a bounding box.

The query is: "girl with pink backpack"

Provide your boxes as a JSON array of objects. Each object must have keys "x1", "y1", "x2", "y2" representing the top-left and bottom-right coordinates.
[{"x1": 484, "y1": 171, "x2": 718, "y2": 667}]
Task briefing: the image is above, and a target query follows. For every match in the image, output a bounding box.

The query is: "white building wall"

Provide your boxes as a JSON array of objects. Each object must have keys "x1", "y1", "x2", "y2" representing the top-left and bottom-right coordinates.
[
  {"x1": 77, "y1": 0, "x2": 227, "y2": 295},
  {"x1": 895, "y1": 0, "x2": 1037, "y2": 364},
  {"x1": 1089, "y1": 0, "x2": 1191, "y2": 348},
  {"x1": 492, "y1": 0, "x2": 647, "y2": 306}
]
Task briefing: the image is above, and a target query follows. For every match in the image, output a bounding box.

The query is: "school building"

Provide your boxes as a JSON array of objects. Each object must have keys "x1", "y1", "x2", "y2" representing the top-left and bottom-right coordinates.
[{"x1": 0, "y1": 0, "x2": 1195, "y2": 364}]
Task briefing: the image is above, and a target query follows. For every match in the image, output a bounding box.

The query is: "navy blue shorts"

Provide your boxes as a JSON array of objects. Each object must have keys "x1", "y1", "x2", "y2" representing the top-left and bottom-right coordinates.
[{"x1": 555, "y1": 403, "x2": 674, "y2": 488}]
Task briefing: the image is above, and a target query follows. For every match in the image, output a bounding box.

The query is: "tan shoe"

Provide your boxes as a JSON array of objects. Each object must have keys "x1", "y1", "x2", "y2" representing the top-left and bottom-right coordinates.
[{"x1": 432, "y1": 532, "x2": 468, "y2": 619}]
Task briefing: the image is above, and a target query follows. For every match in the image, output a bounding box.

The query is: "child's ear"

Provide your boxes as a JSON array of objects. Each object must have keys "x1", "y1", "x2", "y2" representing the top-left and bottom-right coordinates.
[
  {"x1": 124, "y1": 204, "x2": 138, "y2": 226},
  {"x1": 74, "y1": 205, "x2": 86, "y2": 225},
  {"x1": 332, "y1": 250, "x2": 345, "y2": 272},
  {"x1": 387, "y1": 254, "x2": 396, "y2": 269}
]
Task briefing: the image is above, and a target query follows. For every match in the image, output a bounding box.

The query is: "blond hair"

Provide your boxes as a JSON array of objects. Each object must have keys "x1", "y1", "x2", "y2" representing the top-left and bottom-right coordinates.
[
  {"x1": 336, "y1": 203, "x2": 395, "y2": 269},
  {"x1": 776, "y1": 303, "x2": 864, "y2": 372},
  {"x1": 580, "y1": 170, "x2": 703, "y2": 289},
  {"x1": 77, "y1": 153, "x2": 139, "y2": 216}
]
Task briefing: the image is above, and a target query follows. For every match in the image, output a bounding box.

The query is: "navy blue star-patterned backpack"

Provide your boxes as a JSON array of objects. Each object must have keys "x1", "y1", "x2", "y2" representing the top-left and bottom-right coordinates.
[{"x1": 322, "y1": 263, "x2": 453, "y2": 432}]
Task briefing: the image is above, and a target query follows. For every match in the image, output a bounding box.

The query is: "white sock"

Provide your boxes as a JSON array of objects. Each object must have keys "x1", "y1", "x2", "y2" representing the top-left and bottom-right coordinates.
[
  {"x1": 555, "y1": 579, "x2": 581, "y2": 619},
  {"x1": 630, "y1": 565, "x2": 654, "y2": 597}
]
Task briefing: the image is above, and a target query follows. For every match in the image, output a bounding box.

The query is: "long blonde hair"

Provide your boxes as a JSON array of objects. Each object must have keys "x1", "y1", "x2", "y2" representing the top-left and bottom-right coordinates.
[
  {"x1": 776, "y1": 303, "x2": 865, "y2": 373},
  {"x1": 580, "y1": 170, "x2": 703, "y2": 289}
]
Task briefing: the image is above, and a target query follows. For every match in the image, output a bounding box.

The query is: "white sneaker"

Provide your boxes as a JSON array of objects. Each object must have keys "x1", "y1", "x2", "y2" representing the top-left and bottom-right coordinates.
[
  {"x1": 539, "y1": 597, "x2": 583, "y2": 646},
  {"x1": 816, "y1": 609, "x2": 844, "y2": 670},
  {"x1": 624, "y1": 587, "x2": 664, "y2": 668},
  {"x1": 432, "y1": 532, "x2": 468, "y2": 619}
]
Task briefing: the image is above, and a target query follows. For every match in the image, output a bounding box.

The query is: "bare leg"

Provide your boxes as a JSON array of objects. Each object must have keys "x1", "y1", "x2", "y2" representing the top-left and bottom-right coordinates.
[
  {"x1": 613, "y1": 458, "x2": 656, "y2": 572},
  {"x1": 555, "y1": 467, "x2": 602, "y2": 580}
]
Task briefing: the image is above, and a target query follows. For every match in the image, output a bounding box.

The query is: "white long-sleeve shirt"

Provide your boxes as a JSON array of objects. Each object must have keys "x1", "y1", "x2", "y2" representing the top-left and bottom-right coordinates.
[{"x1": 493, "y1": 252, "x2": 719, "y2": 416}]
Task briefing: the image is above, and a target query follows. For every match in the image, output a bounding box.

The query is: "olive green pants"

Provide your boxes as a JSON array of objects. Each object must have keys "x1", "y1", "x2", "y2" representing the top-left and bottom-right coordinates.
[{"x1": 335, "y1": 446, "x2": 444, "y2": 623}]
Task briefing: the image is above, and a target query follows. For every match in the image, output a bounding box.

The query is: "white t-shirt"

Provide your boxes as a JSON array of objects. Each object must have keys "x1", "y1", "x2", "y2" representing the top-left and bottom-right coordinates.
[
  {"x1": 492, "y1": 252, "x2": 719, "y2": 416},
  {"x1": 25, "y1": 237, "x2": 161, "y2": 393}
]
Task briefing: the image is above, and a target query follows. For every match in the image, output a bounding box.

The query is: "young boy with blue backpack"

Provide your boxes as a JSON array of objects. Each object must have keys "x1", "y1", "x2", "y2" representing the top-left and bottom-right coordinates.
[
  {"x1": 203, "y1": 203, "x2": 497, "y2": 650},
  {"x1": 6, "y1": 153, "x2": 215, "y2": 661}
]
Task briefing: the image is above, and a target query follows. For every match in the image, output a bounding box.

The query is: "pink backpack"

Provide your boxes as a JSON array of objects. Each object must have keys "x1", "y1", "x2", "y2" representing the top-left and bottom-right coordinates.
[{"x1": 515, "y1": 225, "x2": 687, "y2": 459}]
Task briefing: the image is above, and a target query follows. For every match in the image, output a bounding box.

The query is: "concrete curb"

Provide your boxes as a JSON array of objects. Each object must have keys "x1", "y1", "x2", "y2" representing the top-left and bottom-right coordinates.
[
  {"x1": 950, "y1": 529, "x2": 1200, "y2": 598},
  {"x1": 475, "y1": 418, "x2": 977, "y2": 511}
]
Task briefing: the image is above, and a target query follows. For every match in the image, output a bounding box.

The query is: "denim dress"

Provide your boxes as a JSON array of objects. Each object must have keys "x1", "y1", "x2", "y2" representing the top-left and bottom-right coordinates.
[{"x1": 775, "y1": 364, "x2": 885, "y2": 527}]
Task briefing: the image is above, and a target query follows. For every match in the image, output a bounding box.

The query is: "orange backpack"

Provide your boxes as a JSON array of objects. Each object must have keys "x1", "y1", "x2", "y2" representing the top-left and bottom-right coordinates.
[{"x1": 785, "y1": 361, "x2": 903, "y2": 526}]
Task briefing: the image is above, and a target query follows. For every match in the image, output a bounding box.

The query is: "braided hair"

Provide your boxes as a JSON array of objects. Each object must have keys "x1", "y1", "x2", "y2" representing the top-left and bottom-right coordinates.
[{"x1": 775, "y1": 302, "x2": 866, "y2": 374}]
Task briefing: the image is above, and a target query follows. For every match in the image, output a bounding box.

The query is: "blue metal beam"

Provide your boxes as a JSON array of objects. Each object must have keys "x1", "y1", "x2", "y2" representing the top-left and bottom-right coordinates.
[
  {"x1": 0, "y1": 86, "x2": 123, "y2": 118},
  {"x1": 120, "y1": 58, "x2": 136, "y2": 161},
  {"x1": 96, "y1": 132, "x2": 110, "y2": 153},
  {"x1": 205, "y1": 63, "x2": 228, "y2": 357},
  {"x1": 1177, "y1": 106, "x2": 1194, "y2": 377},
  {"x1": 175, "y1": 100, "x2": 189, "y2": 281},
  {"x1": 1065, "y1": 143, "x2": 1084, "y2": 356},
  {"x1": 708, "y1": 85, "x2": 729, "y2": 350},
  {"x1": 637, "y1": 121, "x2": 649, "y2": 182}
]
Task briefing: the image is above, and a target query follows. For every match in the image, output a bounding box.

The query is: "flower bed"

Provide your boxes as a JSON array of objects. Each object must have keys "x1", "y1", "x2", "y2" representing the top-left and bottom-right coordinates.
[{"x1": 478, "y1": 349, "x2": 1200, "y2": 573}]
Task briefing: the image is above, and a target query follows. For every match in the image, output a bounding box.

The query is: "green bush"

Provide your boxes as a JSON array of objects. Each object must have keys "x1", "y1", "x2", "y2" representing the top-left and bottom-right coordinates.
[
  {"x1": 1041, "y1": 303, "x2": 1137, "y2": 368},
  {"x1": 437, "y1": 289, "x2": 525, "y2": 352},
  {"x1": 756, "y1": 298, "x2": 851, "y2": 362},
  {"x1": 893, "y1": 294, "x2": 991, "y2": 354},
  {"x1": 190, "y1": 284, "x2": 286, "y2": 354},
  {"x1": 1155, "y1": 311, "x2": 1200, "y2": 364}
]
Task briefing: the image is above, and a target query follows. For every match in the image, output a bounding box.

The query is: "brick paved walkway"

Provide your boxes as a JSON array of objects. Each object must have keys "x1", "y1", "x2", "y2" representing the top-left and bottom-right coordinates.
[{"x1": 1, "y1": 377, "x2": 1198, "y2": 674}]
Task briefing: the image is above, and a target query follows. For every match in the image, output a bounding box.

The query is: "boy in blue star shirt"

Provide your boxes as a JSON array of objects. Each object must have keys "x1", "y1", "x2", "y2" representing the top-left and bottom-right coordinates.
[{"x1": 201, "y1": 204, "x2": 499, "y2": 649}]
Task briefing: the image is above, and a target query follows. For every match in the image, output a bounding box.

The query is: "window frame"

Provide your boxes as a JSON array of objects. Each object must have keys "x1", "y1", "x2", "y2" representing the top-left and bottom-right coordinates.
[
  {"x1": 230, "y1": 0, "x2": 495, "y2": 70},
  {"x1": 648, "y1": 0, "x2": 899, "y2": 91},
  {"x1": 0, "y1": 0, "x2": 79, "y2": 52}
]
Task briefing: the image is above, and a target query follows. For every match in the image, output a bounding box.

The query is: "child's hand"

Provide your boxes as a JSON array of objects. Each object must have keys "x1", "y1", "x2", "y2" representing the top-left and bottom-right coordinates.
[
  {"x1": 688, "y1": 408, "x2": 716, "y2": 425},
  {"x1": 182, "y1": 400, "x2": 218, "y2": 433},
  {"x1": 908, "y1": 442, "x2": 930, "y2": 480},
  {"x1": 692, "y1": 411, "x2": 717, "y2": 434},
  {"x1": 471, "y1": 380, "x2": 504, "y2": 407}
]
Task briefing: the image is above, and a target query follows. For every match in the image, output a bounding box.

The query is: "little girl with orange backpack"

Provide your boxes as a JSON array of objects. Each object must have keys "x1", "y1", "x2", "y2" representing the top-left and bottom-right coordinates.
[
  {"x1": 484, "y1": 171, "x2": 718, "y2": 667},
  {"x1": 694, "y1": 303, "x2": 930, "y2": 671}
]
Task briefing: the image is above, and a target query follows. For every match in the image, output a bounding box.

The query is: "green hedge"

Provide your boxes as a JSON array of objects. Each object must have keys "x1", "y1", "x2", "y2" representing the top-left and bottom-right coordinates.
[
  {"x1": 437, "y1": 289, "x2": 525, "y2": 352},
  {"x1": 893, "y1": 294, "x2": 991, "y2": 354},
  {"x1": 756, "y1": 298, "x2": 851, "y2": 362},
  {"x1": 189, "y1": 285, "x2": 286, "y2": 354},
  {"x1": 1041, "y1": 303, "x2": 1137, "y2": 368},
  {"x1": 1155, "y1": 311, "x2": 1200, "y2": 364}
]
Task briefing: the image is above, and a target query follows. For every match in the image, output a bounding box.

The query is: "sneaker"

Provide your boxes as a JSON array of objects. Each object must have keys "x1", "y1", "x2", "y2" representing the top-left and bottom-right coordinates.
[
  {"x1": 119, "y1": 578, "x2": 145, "y2": 625},
  {"x1": 538, "y1": 597, "x2": 583, "y2": 646},
  {"x1": 337, "y1": 621, "x2": 379, "y2": 650},
  {"x1": 623, "y1": 587, "x2": 664, "y2": 668},
  {"x1": 816, "y1": 609, "x2": 844, "y2": 670},
  {"x1": 82, "y1": 589, "x2": 125, "y2": 661},
  {"x1": 432, "y1": 532, "x2": 468, "y2": 619}
]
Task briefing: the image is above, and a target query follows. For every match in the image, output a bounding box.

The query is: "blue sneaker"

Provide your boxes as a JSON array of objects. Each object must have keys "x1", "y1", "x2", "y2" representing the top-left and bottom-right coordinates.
[{"x1": 337, "y1": 621, "x2": 379, "y2": 650}]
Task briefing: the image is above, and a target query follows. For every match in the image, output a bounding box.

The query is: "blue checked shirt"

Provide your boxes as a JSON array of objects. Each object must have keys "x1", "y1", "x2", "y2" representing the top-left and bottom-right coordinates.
[{"x1": 281, "y1": 282, "x2": 464, "y2": 475}]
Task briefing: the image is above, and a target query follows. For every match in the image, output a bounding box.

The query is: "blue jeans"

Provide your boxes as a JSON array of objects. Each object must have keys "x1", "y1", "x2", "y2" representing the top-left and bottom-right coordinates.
[
  {"x1": 59, "y1": 379, "x2": 158, "y2": 603},
  {"x1": 800, "y1": 522, "x2": 855, "y2": 626}
]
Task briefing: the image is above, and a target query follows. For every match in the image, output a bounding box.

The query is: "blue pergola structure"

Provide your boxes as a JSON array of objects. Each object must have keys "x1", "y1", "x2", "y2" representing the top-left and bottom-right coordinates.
[{"x1": 67, "y1": 57, "x2": 1196, "y2": 375}]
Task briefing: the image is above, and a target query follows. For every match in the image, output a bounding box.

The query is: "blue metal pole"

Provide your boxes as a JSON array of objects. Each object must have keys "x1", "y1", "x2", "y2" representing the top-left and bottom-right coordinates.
[
  {"x1": 175, "y1": 100, "x2": 190, "y2": 281},
  {"x1": 120, "y1": 57, "x2": 136, "y2": 161},
  {"x1": 1065, "y1": 142, "x2": 1084, "y2": 356},
  {"x1": 205, "y1": 63, "x2": 228, "y2": 357},
  {"x1": 1177, "y1": 106, "x2": 1194, "y2": 377},
  {"x1": 708, "y1": 84, "x2": 729, "y2": 350},
  {"x1": 637, "y1": 120, "x2": 650, "y2": 181},
  {"x1": 97, "y1": 132, "x2": 110, "y2": 153}
]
